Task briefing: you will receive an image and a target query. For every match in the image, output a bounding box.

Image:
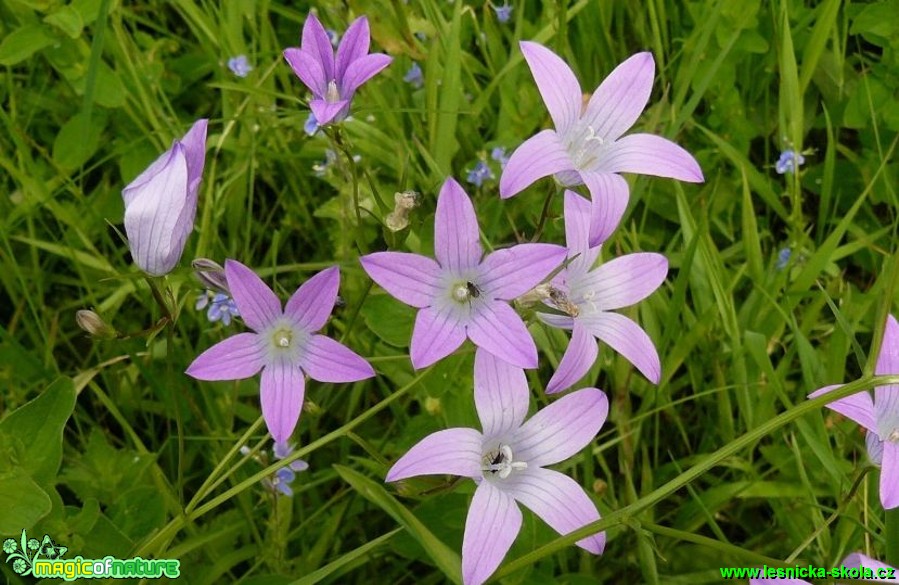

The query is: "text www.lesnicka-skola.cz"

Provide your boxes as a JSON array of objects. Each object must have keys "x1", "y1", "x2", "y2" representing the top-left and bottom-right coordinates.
[{"x1": 720, "y1": 564, "x2": 897, "y2": 580}]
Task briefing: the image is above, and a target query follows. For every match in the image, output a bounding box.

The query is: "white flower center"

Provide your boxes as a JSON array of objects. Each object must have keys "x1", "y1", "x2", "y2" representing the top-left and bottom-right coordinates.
[
  {"x1": 450, "y1": 280, "x2": 481, "y2": 305},
  {"x1": 565, "y1": 123, "x2": 607, "y2": 170},
  {"x1": 482, "y1": 444, "x2": 527, "y2": 480},
  {"x1": 326, "y1": 79, "x2": 340, "y2": 103},
  {"x1": 272, "y1": 328, "x2": 292, "y2": 348}
]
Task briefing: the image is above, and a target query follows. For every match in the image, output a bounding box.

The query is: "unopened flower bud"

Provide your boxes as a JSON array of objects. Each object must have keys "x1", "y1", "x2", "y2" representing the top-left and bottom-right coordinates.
[
  {"x1": 75, "y1": 310, "x2": 117, "y2": 339},
  {"x1": 192, "y1": 258, "x2": 229, "y2": 293},
  {"x1": 385, "y1": 190, "x2": 420, "y2": 232},
  {"x1": 515, "y1": 283, "x2": 553, "y2": 308}
]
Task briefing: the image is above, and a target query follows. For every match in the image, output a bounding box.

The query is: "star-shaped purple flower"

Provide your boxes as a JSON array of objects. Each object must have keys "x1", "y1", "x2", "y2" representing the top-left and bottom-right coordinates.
[
  {"x1": 808, "y1": 314, "x2": 899, "y2": 509},
  {"x1": 186, "y1": 260, "x2": 375, "y2": 443},
  {"x1": 283, "y1": 13, "x2": 392, "y2": 126},
  {"x1": 537, "y1": 191, "x2": 667, "y2": 393},
  {"x1": 386, "y1": 350, "x2": 607, "y2": 585},
  {"x1": 499, "y1": 42, "x2": 703, "y2": 246},
  {"x1": 360, "y1": 178, "x2": 567, "y2": 369}
]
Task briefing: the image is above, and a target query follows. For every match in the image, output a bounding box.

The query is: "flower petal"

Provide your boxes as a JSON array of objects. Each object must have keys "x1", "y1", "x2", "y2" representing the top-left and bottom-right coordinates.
[
  {"x1": 563, "y1": 190, "x2": 593, "y2": 258},
  {"x1": 310, "y1": 98, "x2": 349, "y2": 126},
  {"x1": 573, "y1": 252, "x2": 667, "y2": 310},
  {"x1": 536, "y1": 312, "x2": 574, "y2": 330},
  {"x1": 180, "y1": 118, "x2": 208, "y2": 195},
  {"x1": 580, "y1": 172, "x2": 630, "y2": 247},
  {"x1": 519, "y1": 41, "x2": 582, "y2": 135},
  {"x1": 434, "y1": 178, "x2": 482, "y2": 271},
  {"x1": 467, "y1": 301, "x2": 537, "y2": 369},
  {"x1": 284, "y1": 266, "x2": 339, "y2": 333},
  {"x1": 123, "y1": 144, "x2": 190, "y2": 276},
  {"x1": 225, "y1": 259, "x2": 282, "y2": 331},
  {"x1": 301, "y1": 12, "x2": 334, "y2": 82},
  {"x1": 300, "y1": 334, "x2": 375, "y2": 382},
  {"x1": 808, "y1": 384, "x2": 877, "y2": 433},
  {"x1": 582, "y1": 52, "x2": 655, "y2": 142},
  {"x1": 479, "y1": 244, "x2": 566, "y2": 299},
  {"x1": 546, "y1": 323, "x2": 598, "y2": 394},
  {"x1": 600, "y1": 133, "x2": 704, "y2": 182},
  {"x1": 513, "y1": 388, "x2": 608, "y2": 467},
  {"x1": 360, "y1": 252, "x2": 441, "y2": 308},
  {"x1": 881, "y1": 440, "x2": 899, "y2": 509},
  {"x1": 410, "y1": 305, "x2": 467, "y2": 369},
  {"x1": 283, "y1": 48, "x2": 327, "y2": 97},
  {"x1": 474, "y1": 348, "x2": 529, "y2": 438},
  {"x1": 462, "y1": 482, "x2": 522, "y2": 585},
  {"x1": 841, "y1": 552, "x2": 895, "y2": 576},
  {"x1": 260, "y1": 362, "x2": 305, "y2": 444},
  {"x1": 503, "y1": 467, "x2": 604, "y2": 554},
  {"x1": 342, "y1": 53, "x2": 392, "y2": 98},
  {"x1": 335, "y1": 16, "x2": 370, "y2": 81},
  {"x1": 499, "y1": 130, "x2": 573, "y2": 199},
  {"x1": 385, "y1": 428, "x2": 482, "y2": 481},
  {"x1": 875, "y1": 315, "x2": 899, "y2": 430},
  {"x1": 579, "y1": 311, "x2": 661, "y2": 383},
  {"x1": 186, "y1": 333, "x2": 265, "y2": 380}
]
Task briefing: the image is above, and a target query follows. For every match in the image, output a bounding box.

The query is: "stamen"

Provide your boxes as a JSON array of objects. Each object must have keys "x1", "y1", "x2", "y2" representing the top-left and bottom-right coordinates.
[
  {"x1": 481, "y1": 443, "x2": 527, "y2": 479},
  {"x1": 889, "y1": 429, "x2": 899, "y2": 442},
  {"x1": 326, "y1": 80, "x2": 340, "y2": 103},
  {"x1": 452, "y1": 283, "x2": 470, "y2": 302}
]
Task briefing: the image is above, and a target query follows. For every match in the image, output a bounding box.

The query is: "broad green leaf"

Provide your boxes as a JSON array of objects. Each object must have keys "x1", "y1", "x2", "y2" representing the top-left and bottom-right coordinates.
[
  {"x1": 0, "y1": 470, "x2": 52, "y2": 533},
  {"x1": 0, "y1": 377, "x2": 76, "y2": 486},
  {"x1": 53, "y1": 111, "x2": 105, "y2": 169},
  {"x1": 334, "y1": 465, "x2": 462, "y2": 584},
  {"x1": 44, "y1": 5, "x2": 84, "y2": 39},
  {"x1": 0, "y1": 24, "x2": 57, "y2": 66}
]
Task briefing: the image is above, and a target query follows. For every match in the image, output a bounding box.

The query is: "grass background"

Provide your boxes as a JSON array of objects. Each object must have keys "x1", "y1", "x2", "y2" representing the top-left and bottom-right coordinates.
[{"x1": 2, "y1": 0, "x2": 899, "y2": 583}]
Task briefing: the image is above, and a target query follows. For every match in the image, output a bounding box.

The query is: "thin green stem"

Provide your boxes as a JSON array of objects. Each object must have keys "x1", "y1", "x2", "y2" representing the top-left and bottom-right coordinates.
[{"x1": 886, "y1": 508, "x2": 899, "y2": 567}]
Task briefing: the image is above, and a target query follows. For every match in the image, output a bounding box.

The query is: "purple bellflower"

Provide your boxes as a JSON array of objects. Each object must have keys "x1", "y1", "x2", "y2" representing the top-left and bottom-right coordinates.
[
  {"x1": 749, "y1": 552, "x2": 896, "y2": 584},
  {"x1": 499, "y1": 42, "x2": 703, "y2": 246},
  {"x1": 386, "y1": 350, "x2": 607, "y2": 585},
  {"x1": 537, "y1": 191, "x2": 666, "y2": 392},
  {"x1": 360, "y1": 178, "x2": 567, "y2": 370},
  {"x1": 186, "y1": 260, "x2": 375, "y2": 443},
  {"x1": 808, "y1": 314, "x2": 899, "y2": 509},
  {"x1": 283, "y1": 14, "x2": 392, "y2": 126},
  {"x1": 123, "y1": 118, "x2": 207, "y2": 276}
]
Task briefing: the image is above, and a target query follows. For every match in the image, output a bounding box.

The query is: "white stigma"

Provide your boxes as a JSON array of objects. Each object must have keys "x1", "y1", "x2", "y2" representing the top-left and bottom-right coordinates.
[
  {"x1": 273, "y1": 329, "x2": 293, "y2": 348},
  {"x1": 482, "y1": 444, "x2": 528, "y2": 480},
  {"x1": 452, "y1": 283, "x2": 470, "y2": 302},
  {"x1": 567, "y1": 124, "x2": 606, "y2": 169},
  {"x1": 326, "y1": 79, "x2": 340, "y2": 103}
]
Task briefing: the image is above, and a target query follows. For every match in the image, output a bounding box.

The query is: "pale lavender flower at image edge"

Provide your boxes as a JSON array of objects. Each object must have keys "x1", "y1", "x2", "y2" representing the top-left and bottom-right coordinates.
[
  {"x1": 748, "y1": 552, "x2": 896, "y2": 584},
  {"x1": 386, "y1": 350, "x2": 607, "y2": 585},
  {"x1": 537, "y1": 191, "x2": 666, "y2": 393},
  {"x1": 360, "y1": 177, "x2": 567, "y2": 370},
  {"x1": 808, "y1": 315, "x2": 899, "y2": 509},
  {"x1": 283, "y1": 13, "x2": 392, "y2": 126},
  {"x1": 186, "y1": 260, "x2": 375, "y2": 443},
  {"x1": 499, "y1": 42, "x2": 703, "y2": 246},
  {"x1": 122, "y1": 119, "x2": 207, "y2": 276}
]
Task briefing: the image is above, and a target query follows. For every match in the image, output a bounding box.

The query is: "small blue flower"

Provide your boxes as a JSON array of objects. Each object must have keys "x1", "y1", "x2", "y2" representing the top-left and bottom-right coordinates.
[
  {"x1": 263, "y1": 441, "x2": 309, "y2": 497},
  {"x1": 775, "y1": 149, "x2": 805, "y2": 174},
  {"x1": 227, "y1": 55, "x2": 253, "y2": 78},
  {"x1": 490, "y1": 146, "x2": 510, "y2": 169},
  {"x1": 195, "y1": 291, "x2": 239, "y2": 325},
  {"x1": 404, "y1": 62, "x2": 424, "y2": 89},
  {"x1": 492, "y1": 2, "x2": 513, "y2": 23},
  {"x1": 466, "y1": 161, "x2": 495, "y2": 187},
  {"x1": 304, "y1": 112, "x2": 320, "y2": 136},
  {"x1": 776, "y1": 247, "x2": 791, "y2": 270}
]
